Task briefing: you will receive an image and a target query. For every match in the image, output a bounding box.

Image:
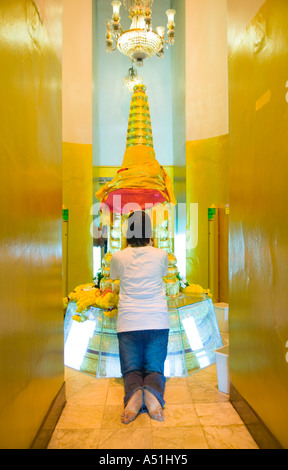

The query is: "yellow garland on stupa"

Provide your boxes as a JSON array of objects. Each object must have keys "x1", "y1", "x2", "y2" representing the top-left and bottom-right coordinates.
[{"x1": 63, "y1": 283, "x2": 119, "y2": 321}]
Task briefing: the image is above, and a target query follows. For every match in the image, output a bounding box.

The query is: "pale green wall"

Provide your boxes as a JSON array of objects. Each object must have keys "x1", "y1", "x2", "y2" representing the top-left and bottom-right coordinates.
[{"x1": 93, "y1": 0, "x2": 174, "y2": 168}]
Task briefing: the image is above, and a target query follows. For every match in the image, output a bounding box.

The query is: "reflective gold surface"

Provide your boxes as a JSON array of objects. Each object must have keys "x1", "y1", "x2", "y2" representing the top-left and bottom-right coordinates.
[
  {"x1": 186, "y1": 135, "x2": 229, "y2": 301},
  {"x1": 228, "y1": 0, "x2": 288, "y2": 448},
  {"x1": 0, "y1": 0, "x2": 63, "y2": 449},
  {"x1": 62, "y1": 142, "x2": 93, "y2": 293}
]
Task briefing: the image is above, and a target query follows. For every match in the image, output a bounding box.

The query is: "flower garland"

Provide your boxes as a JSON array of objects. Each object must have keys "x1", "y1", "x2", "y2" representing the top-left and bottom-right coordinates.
[
  {"x1": 177, "y1": 274, "x2": 212, "y2": 298},
  {"x1": 63, "y1": 283, "x2": 119, "y2": 322},
  {"x1": 64, "y1": 276, "x2": 211, "y2": 324},
  {"x1": 182, "y1": 283, "x2": 212, "y2": 297}
]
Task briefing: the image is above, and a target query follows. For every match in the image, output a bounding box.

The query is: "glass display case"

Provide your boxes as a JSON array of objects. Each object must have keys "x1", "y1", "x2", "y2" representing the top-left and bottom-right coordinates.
[{"x1": 64, "y1": 294, "x2": 223, "y2": 378}]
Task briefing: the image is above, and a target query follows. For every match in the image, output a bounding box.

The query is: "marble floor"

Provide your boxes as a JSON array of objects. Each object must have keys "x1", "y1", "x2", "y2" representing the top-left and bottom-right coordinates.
[{"x1": 47, "y1": 333, "x2": 259, "y2": 450}]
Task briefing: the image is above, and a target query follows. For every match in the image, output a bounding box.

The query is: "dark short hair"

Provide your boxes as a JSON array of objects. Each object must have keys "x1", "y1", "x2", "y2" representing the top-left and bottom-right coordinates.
[{"x1": 126, "y1": 210, "x2": 152, "y2": 247}]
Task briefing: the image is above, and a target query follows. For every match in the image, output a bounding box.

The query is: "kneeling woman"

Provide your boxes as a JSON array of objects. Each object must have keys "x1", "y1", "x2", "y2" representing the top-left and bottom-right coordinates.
[{"x1": 110, "y1": 210, "x2": 169, "y2": 424}]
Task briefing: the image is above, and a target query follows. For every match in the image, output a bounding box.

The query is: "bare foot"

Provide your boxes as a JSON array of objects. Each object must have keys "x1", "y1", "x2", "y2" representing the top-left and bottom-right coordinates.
[
  {"x1": 144, "y1": 389, "x2": 164, "y2": 421},
  {"x1": 121, "y1": 389, "x2": 143, "y2": 424}
]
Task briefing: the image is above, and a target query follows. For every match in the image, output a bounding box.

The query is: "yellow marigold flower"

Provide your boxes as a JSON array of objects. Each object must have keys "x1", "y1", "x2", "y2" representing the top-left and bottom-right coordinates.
[
  {"x1": 183, "y1": 283, "x2": 208, "y2": 295},
  {"x1": 67, "y1": 284, "x2": 119, "y2": 313},
  {"x1": 74, "y1": 283, "x2": 95, "y2": 292},
  {"x1": 68, "y1": 292, "x2": 78, "y2": 302},
  {"x1": 103, "y1": 308, "x2": 118, "y2": 318},
  {"x1": 103, "y1": 292, "x2": 116, "y2": 306},
  {"x1": 72, "y1": 314, "x2": 82, "y2": 322}
]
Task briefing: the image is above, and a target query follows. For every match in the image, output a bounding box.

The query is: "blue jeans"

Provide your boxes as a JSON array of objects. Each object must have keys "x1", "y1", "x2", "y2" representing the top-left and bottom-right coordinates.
[{"x1": 117, "y1": 329, "x2": 169, "y2": 412}]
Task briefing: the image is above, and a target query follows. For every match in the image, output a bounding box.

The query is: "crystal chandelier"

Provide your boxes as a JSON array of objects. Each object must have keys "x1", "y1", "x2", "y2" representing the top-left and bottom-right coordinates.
[{"x1": 105, "y1": 0, "x2": 176, "y2": 66}]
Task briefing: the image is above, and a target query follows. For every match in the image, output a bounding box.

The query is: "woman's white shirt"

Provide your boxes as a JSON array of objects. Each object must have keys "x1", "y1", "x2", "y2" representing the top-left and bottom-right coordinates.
[{"x1": 110, "y1": 246, "x2": 169, "y2": 333}]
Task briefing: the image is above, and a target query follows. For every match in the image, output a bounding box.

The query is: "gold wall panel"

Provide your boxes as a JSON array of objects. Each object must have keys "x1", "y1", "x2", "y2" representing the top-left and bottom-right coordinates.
[
  {"x1": 186, "y1": 135, "x2": 229, "y2": 301},
  {"x1": 63, "y1": 142, "x2": 93, "y2": 293},
  {"x1": 0, "y1": 0, "x2": 64, "y2": 448},
  {"x1": 228, "y1": 0, "x2": 288, "y2": 448}
]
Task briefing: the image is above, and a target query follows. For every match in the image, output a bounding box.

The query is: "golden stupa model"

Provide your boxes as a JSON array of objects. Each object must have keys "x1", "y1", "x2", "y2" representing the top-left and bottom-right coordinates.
[{"x1": 95, "y1": 83, "x2": 179, "y2": 297}]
